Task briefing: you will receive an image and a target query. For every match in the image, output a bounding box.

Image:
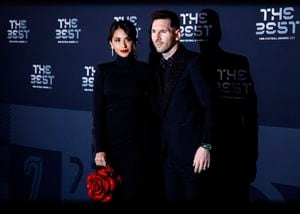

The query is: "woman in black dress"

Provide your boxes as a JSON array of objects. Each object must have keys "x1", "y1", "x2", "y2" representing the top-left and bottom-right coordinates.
[{"x1": 92, "y1": 20, "x2": 155, "y2": 200}]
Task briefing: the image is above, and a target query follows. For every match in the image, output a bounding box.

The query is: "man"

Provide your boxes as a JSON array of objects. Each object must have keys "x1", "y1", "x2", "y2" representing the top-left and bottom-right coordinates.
[
  {"x1": 198, "y1": 9, "x2": 259, "y2": 203},
  {"x1": 149, "y1": 10, "x2": 215, "y2": 200}
]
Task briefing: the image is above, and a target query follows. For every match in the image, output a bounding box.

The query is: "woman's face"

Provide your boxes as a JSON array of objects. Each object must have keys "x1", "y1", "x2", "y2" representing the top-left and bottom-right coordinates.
[{"x1": 110, "y1": 28, "x2": 135, "y2": 58}]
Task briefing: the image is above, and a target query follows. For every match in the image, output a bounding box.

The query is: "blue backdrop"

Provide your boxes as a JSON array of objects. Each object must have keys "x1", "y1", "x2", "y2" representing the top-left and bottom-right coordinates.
[{"x1": 0, "y1": 2, "x2": 299, "y2": 203}]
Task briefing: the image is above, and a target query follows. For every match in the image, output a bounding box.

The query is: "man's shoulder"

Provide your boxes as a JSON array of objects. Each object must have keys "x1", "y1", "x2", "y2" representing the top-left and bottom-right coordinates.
[
  {"x1": 187, "y1": 50, "x2": 200, "y2": 60},
  {"x1": 180, "y1": 44, "x2": 199, "y2": 60}
]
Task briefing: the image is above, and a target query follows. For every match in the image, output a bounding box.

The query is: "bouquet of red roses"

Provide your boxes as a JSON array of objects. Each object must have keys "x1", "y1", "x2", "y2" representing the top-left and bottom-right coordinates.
[{"x1": 86, "y1": 166, "x2": 121, "y2": 203}]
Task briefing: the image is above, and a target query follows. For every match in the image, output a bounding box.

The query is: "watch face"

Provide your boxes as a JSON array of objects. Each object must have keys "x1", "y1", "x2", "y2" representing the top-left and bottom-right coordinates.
[{"x1": 201, "y1": 143, "x2": 212, "y2": 151}]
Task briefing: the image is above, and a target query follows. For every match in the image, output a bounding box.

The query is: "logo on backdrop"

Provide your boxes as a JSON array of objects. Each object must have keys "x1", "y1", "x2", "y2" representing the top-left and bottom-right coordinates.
[
  {"x1": 7, "y1": 19, "x2": 30, "y2": 43},
  {"x1": 9, "y1": 145, "x2": 62, "y2": 200},
  {"x1": 256, "y1": 7, "x2": 300, "y2": 40},
  {"x1": 216, "y1": 68, "x2": 252, "y2": 99},
  {"x1": 82, "y1": 65, "x2": 95, "y2": 92},
  {"x1": 30, "y1": 64, "x2": 55, "y2": 89},
  {"x1": 55, "y1": 18, "x2": 81, "y2": 44},
  {"x1": 24, "y1": 156, "x2": 43, "y2": 200},
  {"x1": 113, "y1": 16, "x2": 142, "y2": 38},
  {"x1": 179, "y1": 12, "x2": 208, "y2": 43}
]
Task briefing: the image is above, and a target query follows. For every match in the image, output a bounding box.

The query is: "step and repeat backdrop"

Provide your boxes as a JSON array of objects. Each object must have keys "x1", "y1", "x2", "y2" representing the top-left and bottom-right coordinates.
[{"x1": 0, "y1": 2, "x2": 300, "y2": 203}]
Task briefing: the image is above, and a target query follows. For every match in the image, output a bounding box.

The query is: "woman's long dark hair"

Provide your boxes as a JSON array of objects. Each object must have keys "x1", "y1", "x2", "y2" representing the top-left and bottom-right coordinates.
[{"x1": 107, "y1": 19, "x2": 137, "y2": 45}]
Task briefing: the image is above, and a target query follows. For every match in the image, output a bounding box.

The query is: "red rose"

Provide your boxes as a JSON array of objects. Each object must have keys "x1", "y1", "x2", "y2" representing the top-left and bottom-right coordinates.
[{"x1": 86, "y1": 166, "x2": 121, "y2": 202}]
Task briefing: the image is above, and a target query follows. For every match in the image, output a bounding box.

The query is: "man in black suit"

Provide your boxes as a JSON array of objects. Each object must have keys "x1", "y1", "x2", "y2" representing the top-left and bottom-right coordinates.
[
  {"x1": 198, "y1": 9, "x2": 259, "y2": 204},
  {"x1": 149, "y1": 10, "x2": 215, "y2": 201}
]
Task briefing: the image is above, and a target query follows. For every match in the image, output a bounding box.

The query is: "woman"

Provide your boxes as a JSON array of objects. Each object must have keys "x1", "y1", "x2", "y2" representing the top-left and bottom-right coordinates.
[{"x1": 92, "y1": 20, "x2": 155, "y2": 200}]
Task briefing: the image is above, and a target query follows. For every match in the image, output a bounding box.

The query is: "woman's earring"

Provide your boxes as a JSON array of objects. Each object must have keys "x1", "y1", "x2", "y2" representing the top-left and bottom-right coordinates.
[{"x1": 111, "y1": 48, "x2": 114, "y2": 57}]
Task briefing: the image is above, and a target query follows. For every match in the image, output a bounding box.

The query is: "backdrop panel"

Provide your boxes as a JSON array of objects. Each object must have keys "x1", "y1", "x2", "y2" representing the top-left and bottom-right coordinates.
[{"x1": 0, "y1": 2, "x2": 299, "y2": 203}]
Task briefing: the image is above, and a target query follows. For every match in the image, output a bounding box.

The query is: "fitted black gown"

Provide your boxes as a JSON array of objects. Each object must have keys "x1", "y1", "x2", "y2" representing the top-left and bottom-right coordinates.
[{"x1": 92, "y1": 55, "x2": 154, "y2": 200}]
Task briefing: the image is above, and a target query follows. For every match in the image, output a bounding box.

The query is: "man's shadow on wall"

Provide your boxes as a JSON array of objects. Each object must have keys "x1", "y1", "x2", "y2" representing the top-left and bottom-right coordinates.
[{"x1": 196, "y1": 8, "x2": 259, "y2": 204}]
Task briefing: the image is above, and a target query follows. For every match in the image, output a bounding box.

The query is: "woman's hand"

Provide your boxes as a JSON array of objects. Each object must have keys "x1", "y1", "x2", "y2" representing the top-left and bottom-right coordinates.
[{"x1": 95, "y1": 152, "x2": 107, "y2": 167}]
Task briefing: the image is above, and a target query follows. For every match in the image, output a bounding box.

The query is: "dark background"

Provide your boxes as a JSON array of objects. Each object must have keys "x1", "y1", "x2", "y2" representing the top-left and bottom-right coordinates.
[{"x1": 0, "y1": 0, "x2": 299, "y2": 205}]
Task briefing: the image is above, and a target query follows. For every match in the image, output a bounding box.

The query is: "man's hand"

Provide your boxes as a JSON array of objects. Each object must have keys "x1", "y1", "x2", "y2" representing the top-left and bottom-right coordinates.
[{"x1": 193, "y1": 146, "x2": 210, "y2": 173}]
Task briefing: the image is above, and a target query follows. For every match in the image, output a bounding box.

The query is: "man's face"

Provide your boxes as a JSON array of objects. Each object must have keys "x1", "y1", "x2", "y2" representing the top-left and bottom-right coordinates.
[{"x1": 151, "y1": 19, "x2": 180, "y2": 54}]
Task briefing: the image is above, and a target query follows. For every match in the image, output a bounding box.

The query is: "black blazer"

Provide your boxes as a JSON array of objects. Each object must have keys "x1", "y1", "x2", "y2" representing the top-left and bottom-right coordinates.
[{"x1": 152, "y1": 44, "x2": 215, "y2": 166}]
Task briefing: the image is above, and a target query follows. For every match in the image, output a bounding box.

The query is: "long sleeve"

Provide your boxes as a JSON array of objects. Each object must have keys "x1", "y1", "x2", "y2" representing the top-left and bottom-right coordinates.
[
  {"x1": 189, "y1": 56, "x2": 215, "y2": 147},
  {"x1": 93, "y1": 64, "x2": 106, "y2": 152}
]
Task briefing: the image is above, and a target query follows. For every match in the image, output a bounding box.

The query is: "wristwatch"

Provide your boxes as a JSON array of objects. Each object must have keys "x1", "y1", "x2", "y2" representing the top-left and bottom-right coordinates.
[{"x1": 200, "y1": 143, "x2": 212, "y2": 151}]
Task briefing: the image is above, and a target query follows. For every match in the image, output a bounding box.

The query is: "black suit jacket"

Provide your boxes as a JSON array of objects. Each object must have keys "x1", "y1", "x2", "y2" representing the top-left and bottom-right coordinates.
[{"x1": 151, "y1": 44, "x2": 215, "y2": 166}]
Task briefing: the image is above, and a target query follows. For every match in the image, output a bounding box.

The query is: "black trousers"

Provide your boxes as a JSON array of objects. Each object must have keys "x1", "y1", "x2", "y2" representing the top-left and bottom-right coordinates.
[{"x1": 163, "y1": 161, "x2": 209, "y2": 201}]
